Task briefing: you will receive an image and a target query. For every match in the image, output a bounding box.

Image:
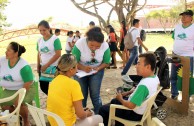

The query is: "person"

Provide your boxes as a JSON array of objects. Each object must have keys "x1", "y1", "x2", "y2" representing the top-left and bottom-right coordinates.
[
  {"x1": 72, "y1": 27, "x2": 111, "y2": 114},
  {"x1": 72, "y1": 30, "x2": 81, "y2": 45},
  {"x1": 0, "y1": 42, "x2": 35, "y2": 126},
  {"x1": 171, "y1": 10, "x2": 194, "y2": 99},
  {"x1": 121, "y1": 19, "x2": 148, "y2": 83},
  {"x1": 99, "y1": 53, "x2": 160, "y2": 126},
  {"x1": 47, "y1": 54, "x2": 103, "y2": 126},
  {"x1": 89, "y1": 21, "x2": 95, "y2": 28},
  {"x1": 134, "y1": 29, "x2": 146, "y2": 65},
  {"x1": 65, "y1": 31, "x2": 74, "y2": 54},
  {"x1": 118, "y1": 21, "x2": 129, "y2": 69},
  {"x1": 107, "y1": 27, "x2": 117, "y2": 68},
  {"x1": 37, "y1": 20, "x2": 62, "y2": 95},
  {"x1": 54, "y1": 29, "x2": 61, "y2": 36}
]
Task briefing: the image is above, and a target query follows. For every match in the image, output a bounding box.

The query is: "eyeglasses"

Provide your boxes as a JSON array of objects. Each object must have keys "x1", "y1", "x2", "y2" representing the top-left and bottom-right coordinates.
[{"x1": 91, "y1": 51, "x2": 96, "y2": 63}]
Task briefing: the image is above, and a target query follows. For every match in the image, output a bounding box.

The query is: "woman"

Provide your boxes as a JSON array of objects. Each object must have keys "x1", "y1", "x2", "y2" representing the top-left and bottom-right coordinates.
[
  {"x1": 107, "y1": 27, "x2": 117, "y2": 68},
  {"x1": 119, "y1": 21, "x2": 129, "y2": 69},
  {"x1": 47, "y1": 54, "x2": 103, "y2": 126},
  {"x1": 65, "y1": 31, "x2": 74, "y2": 54},
  {"x1": 37, "y1": 20, "x2": 62, "y2": 95},
  {"x1": 0, "y1": 42, "x2": 35, "y2": 126},
  {"x1": 72, "y1": 27, "x2": 111, "y2": 114}
]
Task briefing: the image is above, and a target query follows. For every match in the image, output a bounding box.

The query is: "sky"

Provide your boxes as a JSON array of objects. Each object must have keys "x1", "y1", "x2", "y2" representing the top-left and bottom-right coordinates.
[{"x1": 4, "y1": 0, "x2": 177, "y2": 29}]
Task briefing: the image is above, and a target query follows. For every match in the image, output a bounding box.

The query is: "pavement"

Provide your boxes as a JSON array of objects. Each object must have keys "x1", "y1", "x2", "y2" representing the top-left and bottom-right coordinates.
[{"x1": 29, "y1": 62, "x2": 194, "y2": 126}]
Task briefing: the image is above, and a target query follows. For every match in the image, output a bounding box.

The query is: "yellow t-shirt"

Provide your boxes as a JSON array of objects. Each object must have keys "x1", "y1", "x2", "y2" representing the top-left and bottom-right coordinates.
[{"x1": 47, "y1": 75, "x2": 84, "y2": 126}]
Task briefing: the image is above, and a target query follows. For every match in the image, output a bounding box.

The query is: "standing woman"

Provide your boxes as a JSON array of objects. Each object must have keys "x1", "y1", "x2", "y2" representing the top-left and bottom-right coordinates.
[
  {"x1": 119, "y1": 21, "x2": 129, "y2": 69},
  {"x1": 107, "y1": 27, "x2": 117, "y2": 68},
  {"x1": 37, "y1": 20, "x2": 62, "y2": 95},
  {"x1": 0, "y1": 42, "x2": 35, "y2": 126},
  {"x1": 72, "y1": 27, "x2": 111, "y2": 114},
  {"x1": 65, "y1": 31, "x2": 74, "y2": 54}
]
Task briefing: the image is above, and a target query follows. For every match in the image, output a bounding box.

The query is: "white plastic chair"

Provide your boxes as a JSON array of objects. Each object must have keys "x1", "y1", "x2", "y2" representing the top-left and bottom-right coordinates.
[
  {"x1": 108, "y1": 87, "x2": 162, "y2": 126},
  {"x1": 0, "y1": 88, "x2": 26, "y2": 126},
  {"x1": 99, "y1": 122, "x2": 104, "y2": 126},
  {"x1": 26, "y1": 103, "x2": 65, "y2": 126},
  {"x1": 152, "y1": 117, "x2": 166, "y2": 126}
]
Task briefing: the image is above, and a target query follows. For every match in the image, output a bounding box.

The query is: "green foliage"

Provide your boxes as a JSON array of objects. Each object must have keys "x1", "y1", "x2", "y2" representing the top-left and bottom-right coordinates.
[{"x1": 0, "y1": 0, "x2": 11, "y2": 34}]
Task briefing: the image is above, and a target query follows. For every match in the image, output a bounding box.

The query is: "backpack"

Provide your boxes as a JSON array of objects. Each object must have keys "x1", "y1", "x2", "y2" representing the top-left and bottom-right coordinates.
[
  {"x1": 124, "y1": 28, "x2": 136, "y2": 49},
  {"x1": 140, "y1": 29, "x2": 146, "y2": 41}
]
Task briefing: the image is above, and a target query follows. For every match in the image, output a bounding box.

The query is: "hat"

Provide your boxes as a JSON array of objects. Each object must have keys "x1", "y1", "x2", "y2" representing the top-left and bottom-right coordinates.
[
  {"x1": 179, "y1": 10, "x2": 193, "y2": 16},
  {"x1": 89, "y1": 21, "x2": 95, "y2": 26}
]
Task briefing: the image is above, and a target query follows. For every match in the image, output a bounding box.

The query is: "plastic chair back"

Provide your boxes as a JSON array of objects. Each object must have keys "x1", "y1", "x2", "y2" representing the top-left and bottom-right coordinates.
[
  {"x1": 0, "y1": 88, "x2": 26, "y2": 126},
  {"x1": 26, "y1": 103, "x2": 65, "y2": 126}
]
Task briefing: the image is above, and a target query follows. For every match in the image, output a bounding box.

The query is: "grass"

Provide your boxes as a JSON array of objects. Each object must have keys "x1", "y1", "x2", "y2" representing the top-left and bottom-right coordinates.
[{"x1": 0, "y1": 33, "x2": 173, "y2": 64}]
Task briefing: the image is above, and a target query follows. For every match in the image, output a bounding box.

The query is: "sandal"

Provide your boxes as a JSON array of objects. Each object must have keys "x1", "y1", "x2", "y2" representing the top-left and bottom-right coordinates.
[
  {"x1": 119, "y1": 66, "x2": 125, "y2": 69},
  {"x1": 111, "y1": 66, "x2": 117, "y2": 69}
]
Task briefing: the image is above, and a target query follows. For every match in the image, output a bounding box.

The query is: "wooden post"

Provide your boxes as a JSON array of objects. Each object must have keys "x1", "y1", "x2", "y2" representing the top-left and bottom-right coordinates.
[{"x1": 165, "y1": 56, "x2": 190, "y2": 115}]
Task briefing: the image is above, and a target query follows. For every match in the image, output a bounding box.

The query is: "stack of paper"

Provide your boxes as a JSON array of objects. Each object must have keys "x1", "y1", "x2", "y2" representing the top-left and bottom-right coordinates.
[{"x1": 76, "y1": 70, "x2": 97, "y2": 78}]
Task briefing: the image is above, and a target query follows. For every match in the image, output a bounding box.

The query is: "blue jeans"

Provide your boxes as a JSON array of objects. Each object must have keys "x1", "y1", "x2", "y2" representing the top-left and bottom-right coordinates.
[
  {"x1": 121, "y1": 46, "x2": 138, "y2": 75},
  {"x1": 171, "y1": 57, "x2": 193, "y2": 97},
  {"x1": 74, "y1": 69, "x2": 104, "y2": 114}
]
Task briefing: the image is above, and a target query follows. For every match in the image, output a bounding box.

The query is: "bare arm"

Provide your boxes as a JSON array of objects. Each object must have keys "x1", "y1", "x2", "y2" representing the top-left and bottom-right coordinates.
[
  {"x1": 37, "y1": 52, "x2": 41, "y2": 73},
  {"x1": 116, "y1": 93, "x2": 136, "y2": 109},
  {"x1": 23, "y1": 81, "x2": 33, "y2": 91},
  {"x1": 93, "y1": 63, "x2": 109, "y2": 72},
  {"x1": 41, "y1": 50, "x2": 61, "y2": 72},
  {"x1": 137, "y1": 37, "x2": 148, "y2": 52},
  {"x1": 73, "y1": 100, "x2": 92, "y2": 119}
]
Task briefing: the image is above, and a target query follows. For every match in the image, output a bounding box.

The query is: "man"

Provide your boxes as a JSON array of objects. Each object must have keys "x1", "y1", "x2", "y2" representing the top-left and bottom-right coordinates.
[
  {"x1": 171, "y1": 10, "x2": 194, "y2": 99},
  {"x1": 54, "y1": 29, "x2": 61, "y2": 36},
  {"x1": 89, "y1": 21, "x2": 95, "y2": 28},
  {"x1": 121, "y1": 19, "x2": 148, "y2": 82},
  {"x1": 99, "y1": 53, "x2": 159, "y2": 126}
]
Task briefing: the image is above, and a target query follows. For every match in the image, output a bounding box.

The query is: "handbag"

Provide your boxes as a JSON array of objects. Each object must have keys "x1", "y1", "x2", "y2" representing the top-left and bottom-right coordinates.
[{"x1": 39, "y1": 66, "x2": 56, "y2": 82}]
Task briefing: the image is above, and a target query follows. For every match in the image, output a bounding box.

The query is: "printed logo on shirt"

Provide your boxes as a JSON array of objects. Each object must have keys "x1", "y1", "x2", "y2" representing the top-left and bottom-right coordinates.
[
  {"x1": 3, "y1": 74, "x2": 14, "y2": 82},
  {"x1": 40, "y1": 46, "x2": 50, "y2": 53},
  {"x1": 85, "y1": 59, "x2": 99, "y2": 65},
  {"x1": 177, "y1": 33, "x2": 187, "y2": 39}
]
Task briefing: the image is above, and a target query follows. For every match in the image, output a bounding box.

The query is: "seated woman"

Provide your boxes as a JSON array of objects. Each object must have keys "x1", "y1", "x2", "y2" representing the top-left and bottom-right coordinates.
[
  {"x1": 0, "y1": 42, "x2": 35, "y2": 126},
  {"x1": 47, "y1": 54, "x2": 103, "y2": 126}
]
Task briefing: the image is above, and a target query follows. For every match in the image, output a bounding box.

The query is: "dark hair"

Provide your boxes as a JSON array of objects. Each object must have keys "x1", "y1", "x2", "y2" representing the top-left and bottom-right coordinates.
[
  {"x1": 109, "y1": 27, "x2": 115, "y2": 33},
  {"x1": 67, "y1": 31, "x2": 73, "y2": 36},
  {"x1": 38, "y1": 20, "x2": 50, "y2": 29},
  {"x1": 132, "y1": 19, "x2": 140, "y2": 26},
  {"x1": 55, "y1": 29, "x2": 61, "y2": 33},
  {"x1": 76, "y1": 30, "x2": 80, "y2": 33},
  {"x1": 38, "y1": 20, "x2": 52, "y2": 34},
  {"x1": 106, "y1": 25, "x2": 112, "y2": 28},
  {"x1": 89, "y1": 21, "x2": 95, "y2": 26},
  {"x1": 139, "y1": 53, "x2": 156, "y2": 71},
  {"x1": 86, "y1": 27, "x2": 104, "y2": 43},
  {"x1": 121, "y1": 21, "x2": 127, "y2": 36},
  {"x1": 9, "y1": 42, "x2": 26, "y2": 57}
]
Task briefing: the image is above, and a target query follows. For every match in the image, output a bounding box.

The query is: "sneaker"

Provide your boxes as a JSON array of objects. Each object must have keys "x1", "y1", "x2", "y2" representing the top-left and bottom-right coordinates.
[{"x1": 122, "y1": 75, "x2": 133, "y2": 83}]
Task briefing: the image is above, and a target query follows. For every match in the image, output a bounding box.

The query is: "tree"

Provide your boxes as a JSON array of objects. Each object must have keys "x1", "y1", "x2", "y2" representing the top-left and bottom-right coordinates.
[
  {"x1": 0, "y1": 0, "x2": 11, "y2": 33},
  {"x1": 70, "y1": 0, "x2": 147, "y2": 32},
  {"x1": 146, "y1": 4, "x2": 185, "y2": 33}
]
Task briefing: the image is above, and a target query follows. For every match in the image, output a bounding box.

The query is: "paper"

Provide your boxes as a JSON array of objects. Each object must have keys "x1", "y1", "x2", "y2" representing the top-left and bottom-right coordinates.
[{"x1": 76, "y1": 70, "x2": 97, "y2": 78}]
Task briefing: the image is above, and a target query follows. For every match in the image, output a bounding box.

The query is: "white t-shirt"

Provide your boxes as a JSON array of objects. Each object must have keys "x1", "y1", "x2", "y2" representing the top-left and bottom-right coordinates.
[
  {"x1": 73, "y1": 36, "x2": 80, "y2": 43},
  {"x1": 173, "y1": 24, "x2": 194, "y2": 56},
  {"x1": 0, "y1": 57, "x2": 33, "y2": 90},
  {"x1": 128, "y1": 27, "x2": 140, "y2": 47},
  {"x1": 65, "y1": 36, "x2": 74, "y2": 51},
  {"x1": 128, "y1": 75, "x2": 159, "y2": 115},
  {"x1": 37, "y1": 35, "x2": 61, "y2": 66},
  {"x1": 72, "y1": 38, "x2": 110, "y2": 67}
]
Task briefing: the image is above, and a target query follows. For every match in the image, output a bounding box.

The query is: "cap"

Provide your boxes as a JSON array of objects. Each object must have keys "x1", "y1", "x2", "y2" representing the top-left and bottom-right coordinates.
[
  {"x1": 179, "y1": 10, "x2": 193, "y2": 16},
  {"x1": 89, "y1": 21, "x2": 95, "y2": 26}
]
